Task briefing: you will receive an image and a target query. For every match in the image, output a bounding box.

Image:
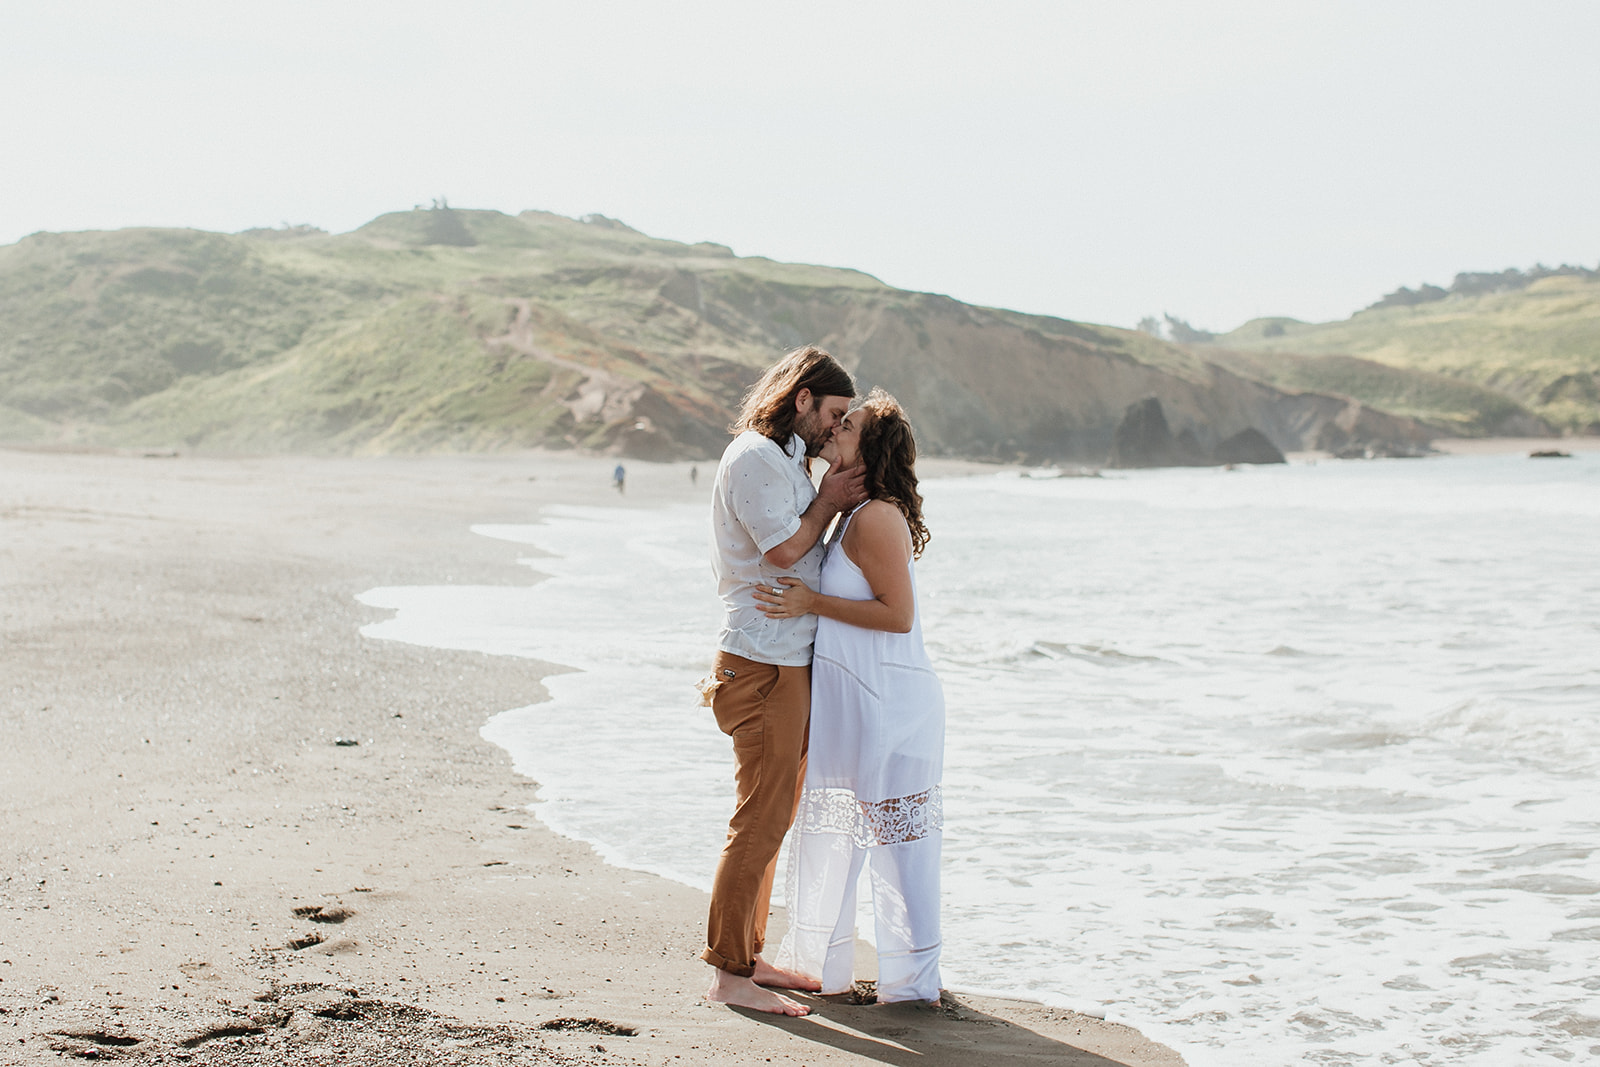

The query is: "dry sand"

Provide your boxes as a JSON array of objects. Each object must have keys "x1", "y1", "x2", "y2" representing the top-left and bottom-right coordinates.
[
  {"x1": 0, "y1": 447, "x2": 1183, "y2": 1066},
  {"x1": 1430, "y1": 435, "x2": 1600, "y2": 455}
]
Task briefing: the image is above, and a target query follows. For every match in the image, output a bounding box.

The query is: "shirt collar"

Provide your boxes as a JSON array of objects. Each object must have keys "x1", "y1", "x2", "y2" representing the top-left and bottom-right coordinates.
[{"x1": 783, "y1": 434, "x2": 807, "y2": 463}]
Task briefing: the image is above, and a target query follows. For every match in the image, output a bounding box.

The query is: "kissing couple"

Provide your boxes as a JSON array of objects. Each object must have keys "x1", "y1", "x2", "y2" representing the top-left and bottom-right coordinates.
[{"x1": 699, "y1": 346, "x2": 945, "y2": 1016}]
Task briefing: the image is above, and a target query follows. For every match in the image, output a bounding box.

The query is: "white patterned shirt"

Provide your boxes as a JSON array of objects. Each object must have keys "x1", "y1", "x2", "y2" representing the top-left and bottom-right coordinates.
[{"x1": 711, "y1": 430, "x2": 823, "y2": 666}]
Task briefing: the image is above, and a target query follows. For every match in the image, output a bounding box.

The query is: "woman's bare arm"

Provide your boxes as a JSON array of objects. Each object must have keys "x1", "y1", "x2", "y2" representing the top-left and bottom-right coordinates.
[{"x1": 754, "y1": 501, "x2": 915, "y2": 633}]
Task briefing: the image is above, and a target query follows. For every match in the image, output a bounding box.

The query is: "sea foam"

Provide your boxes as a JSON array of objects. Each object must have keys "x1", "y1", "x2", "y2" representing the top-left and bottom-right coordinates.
[{"x1": 358, "y1": 452, "x2": 1600, "y2": 1066}]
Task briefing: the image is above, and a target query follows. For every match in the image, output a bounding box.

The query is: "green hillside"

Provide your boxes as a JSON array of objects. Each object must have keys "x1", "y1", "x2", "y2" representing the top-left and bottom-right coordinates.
[
  {"x1": 1199, "y1": 349, "x2": 1543, "y2": 437},
  {"x1": 0, "y1": 209, "x2": 853, "y2": 456},
  {"x1": 1215, "y1": 274, "x2": 1600, "y2": 433},
  {"x1": 0, "y1": 206, "x2": 1444, "y2": 461}
]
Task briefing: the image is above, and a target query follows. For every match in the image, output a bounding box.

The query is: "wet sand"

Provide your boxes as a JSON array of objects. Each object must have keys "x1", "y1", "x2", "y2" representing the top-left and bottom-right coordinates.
[{"x1": 0, "y1": 447, "x2": 1182, "y2": 1066}]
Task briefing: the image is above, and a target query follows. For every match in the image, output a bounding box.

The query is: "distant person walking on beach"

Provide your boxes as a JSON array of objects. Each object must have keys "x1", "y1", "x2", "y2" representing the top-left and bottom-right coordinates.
[
  {"x1": 701, "y1": 346, "x2": 865, "y2": 1016},
  {"x1": 757, "y1": 390, "x2": 945, "y2": 1004},
  {"x1": 613, "y1": 463, "x2": 626, "y2": 493}
]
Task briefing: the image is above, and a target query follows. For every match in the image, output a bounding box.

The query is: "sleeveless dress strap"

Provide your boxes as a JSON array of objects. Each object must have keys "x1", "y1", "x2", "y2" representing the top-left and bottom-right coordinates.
[{"x1": 829, "y1": 500, "x2": 868, "y2": 549}]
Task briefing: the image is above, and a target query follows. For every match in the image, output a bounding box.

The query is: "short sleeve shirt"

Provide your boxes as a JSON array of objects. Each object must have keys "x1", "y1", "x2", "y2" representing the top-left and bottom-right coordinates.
[{"x1": 711, "y1": 431, "x2": 824, "y2": 666}]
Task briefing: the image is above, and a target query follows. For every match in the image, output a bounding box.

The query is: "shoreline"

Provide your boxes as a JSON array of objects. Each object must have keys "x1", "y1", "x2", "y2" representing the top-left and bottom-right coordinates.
[
  {"x1": 1429, "y1": 434, "x2": 1600, "y2": 455},
  {"x1": 380, "y1": 502, "x2": 1129, "y2": 1026},
  {"x1": 6, "y1": 431, "x2": 1591, "y2": 468},
  {"x1": 1, "y1": 449, "x2": 1183, "y2": 1066}
]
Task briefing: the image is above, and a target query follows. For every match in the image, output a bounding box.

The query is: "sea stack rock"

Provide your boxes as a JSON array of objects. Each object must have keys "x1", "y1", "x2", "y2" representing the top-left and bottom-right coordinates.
[
  {"x1": 1213, "y1": 428, "x2": 1286, "y2": 465},
  {"x1": 1108, "y1": 397, "x2": 1209, "y2": 468},
  {"x1": 1314, "y1": 400, "x2": 1434, "y2": 459}
]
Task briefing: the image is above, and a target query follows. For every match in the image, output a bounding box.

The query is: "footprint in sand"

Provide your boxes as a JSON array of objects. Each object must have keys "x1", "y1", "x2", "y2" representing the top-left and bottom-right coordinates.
[
  {"x1": 47, "y1": 1029, "x2": 142, "y2": 1056},
  {"x1": 178, "y1": 1024, "x2": 266, "y2": 1048},
  {"x1": 539, "y1": 1017, "x2": 638, "y2": 1037}
]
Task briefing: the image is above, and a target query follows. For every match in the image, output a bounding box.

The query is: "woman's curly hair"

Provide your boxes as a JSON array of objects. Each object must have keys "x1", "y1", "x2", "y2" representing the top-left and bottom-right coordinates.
[{"x1": 856, "y1": 388, "x2": 930, "y2": 558}]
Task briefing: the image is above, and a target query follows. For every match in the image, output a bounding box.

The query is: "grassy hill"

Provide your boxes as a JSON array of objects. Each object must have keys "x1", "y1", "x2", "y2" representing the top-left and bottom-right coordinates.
[
  {"x1": 1198, "y1": 348, "x2": 1546, "y2": 437},
  {"x1": 1214, "y1": 274, "x2": 1600, "y2": 434},
  {"x1": 0, "y1": 210, "x2": 812, "y2": 456},
  {"x1": 0, "y1": 207, "x2": 1440, "y2": 461}
]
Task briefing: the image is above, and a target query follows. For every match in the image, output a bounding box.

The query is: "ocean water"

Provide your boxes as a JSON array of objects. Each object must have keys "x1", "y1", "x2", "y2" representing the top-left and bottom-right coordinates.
[{"x1": 356, "y1": 452, "x2": 1600, "y2": 1066}]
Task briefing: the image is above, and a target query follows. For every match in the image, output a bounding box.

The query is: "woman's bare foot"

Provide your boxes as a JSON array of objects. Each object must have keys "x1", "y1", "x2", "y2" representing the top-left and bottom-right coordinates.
[
  {"x1": 752, "y1": 956, "x2": 823, "y2": 992},
  {"x1": 706, "y1": 968, "x2": 811, "y2": 1016}
]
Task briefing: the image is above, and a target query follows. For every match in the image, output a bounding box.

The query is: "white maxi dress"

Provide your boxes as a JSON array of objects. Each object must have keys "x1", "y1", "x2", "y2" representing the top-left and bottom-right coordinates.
[{"x1": 775, "y1": 508, "x2": 945, "y2": 1002}]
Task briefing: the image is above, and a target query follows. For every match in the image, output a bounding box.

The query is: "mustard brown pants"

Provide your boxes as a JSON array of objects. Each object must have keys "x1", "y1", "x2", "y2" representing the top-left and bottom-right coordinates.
[{"x1": 701, "y1": 650, "x2": 810, "y2": 977}]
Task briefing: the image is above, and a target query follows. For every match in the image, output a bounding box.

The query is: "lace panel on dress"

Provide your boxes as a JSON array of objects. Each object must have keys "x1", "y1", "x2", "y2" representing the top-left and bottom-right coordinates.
[{"x1": 795, "y1": 786, "x2": 943, "y2": 848}]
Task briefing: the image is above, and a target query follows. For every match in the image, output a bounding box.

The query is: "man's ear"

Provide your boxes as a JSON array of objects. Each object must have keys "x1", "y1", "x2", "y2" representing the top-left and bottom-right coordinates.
[{"x1": 794, "y1": 387, "x2": 814, "y2": 414}]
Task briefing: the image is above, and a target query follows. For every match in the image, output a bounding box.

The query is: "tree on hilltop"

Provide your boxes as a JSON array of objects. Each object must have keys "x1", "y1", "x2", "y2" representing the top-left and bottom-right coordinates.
[
  {"x1": 1137, "y1": 314, "x2": 1215, "y2": 343},
  {"x1": 1163, "y1": 313, "x2": 1215, "y2": 344},
  {"x1": 1367, "y1": 283, "x2": 1448, "y2": 311},
  {"x1": 1366, "y1": 261, "x2": 1600, "y2": 311}
]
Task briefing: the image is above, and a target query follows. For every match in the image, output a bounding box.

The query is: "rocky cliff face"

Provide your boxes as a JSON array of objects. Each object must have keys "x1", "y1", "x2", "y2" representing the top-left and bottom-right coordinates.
[
  {"x1": 692, "y1": 281, "x2": 1437, "y2": 463},
  {"x1": 547, "y1": 266, "x2": 1437, "y2": 463},
  {"x1": 1106, "y1": 399, "x2": 1285, "y2": 469}
]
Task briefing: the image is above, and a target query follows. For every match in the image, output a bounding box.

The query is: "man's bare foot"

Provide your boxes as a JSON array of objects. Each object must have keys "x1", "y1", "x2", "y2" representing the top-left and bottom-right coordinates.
[
  {"x1": 752, "y1": 956, "x2": 823, "y2": 992},
  {"x1": 706, "y1": 968, "x2": 811, "y2": 1016}
]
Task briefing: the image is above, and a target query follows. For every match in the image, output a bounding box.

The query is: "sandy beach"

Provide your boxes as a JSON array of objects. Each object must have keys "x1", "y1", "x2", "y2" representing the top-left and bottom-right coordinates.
[
  {"x1": 1429, "y1": 435, "x2": 1600, "y2": 455},
  {"x1": 1, "y1": 448, "x2": 1182, "y2": 1066}
]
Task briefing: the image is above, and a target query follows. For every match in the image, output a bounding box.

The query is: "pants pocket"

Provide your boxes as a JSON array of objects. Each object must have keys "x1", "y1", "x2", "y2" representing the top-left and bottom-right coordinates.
[{"x1": 710, "y1": 657, "x2": 778, "y2": 735}]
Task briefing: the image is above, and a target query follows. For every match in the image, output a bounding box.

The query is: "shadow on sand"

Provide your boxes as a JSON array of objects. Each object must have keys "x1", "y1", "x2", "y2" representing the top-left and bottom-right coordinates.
[{"x1": 734, "y1": 990, "x2": 1146, "y2": 1066}]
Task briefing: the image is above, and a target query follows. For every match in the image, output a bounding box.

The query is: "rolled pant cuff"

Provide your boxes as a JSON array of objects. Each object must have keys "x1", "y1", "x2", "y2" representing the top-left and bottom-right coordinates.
[{"x1": 701, "y1": 947, "x2": 755, "y2": 978}]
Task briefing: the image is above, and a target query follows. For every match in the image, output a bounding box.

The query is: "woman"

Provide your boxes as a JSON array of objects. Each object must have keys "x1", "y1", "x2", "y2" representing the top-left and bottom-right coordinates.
[{"x1": 755, "y1": 388, "x2": 945, "y2": 1004}]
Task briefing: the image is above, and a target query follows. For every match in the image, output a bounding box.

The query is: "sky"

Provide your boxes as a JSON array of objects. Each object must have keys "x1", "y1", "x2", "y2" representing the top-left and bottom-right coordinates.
[{"x1": 4, "y1": 1, "x2": 1598, "y2": 332}]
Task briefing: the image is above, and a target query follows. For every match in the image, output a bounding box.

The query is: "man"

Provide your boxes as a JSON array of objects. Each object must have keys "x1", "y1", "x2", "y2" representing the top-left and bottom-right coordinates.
[{"x1": 702, "y1": 346, "x2": 866, "y2": 1016}]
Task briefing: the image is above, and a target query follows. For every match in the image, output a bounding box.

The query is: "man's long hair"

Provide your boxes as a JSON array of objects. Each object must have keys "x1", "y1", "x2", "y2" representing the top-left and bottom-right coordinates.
[
  {"x1": 857, "y1": 388, "x2": 931, "y2": 559},
  {"x1": 732, "y1": 346, "x2": 856, "y2": 443}
]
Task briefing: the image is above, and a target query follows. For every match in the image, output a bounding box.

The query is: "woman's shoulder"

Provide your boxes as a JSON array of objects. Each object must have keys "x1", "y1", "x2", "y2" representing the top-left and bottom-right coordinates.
[
  {"x1": 855, "y1": 498, "x2": 906, "y2": 524},
  {"x1": 844, "y1": 499, "x2": 912, "y2": 550}
]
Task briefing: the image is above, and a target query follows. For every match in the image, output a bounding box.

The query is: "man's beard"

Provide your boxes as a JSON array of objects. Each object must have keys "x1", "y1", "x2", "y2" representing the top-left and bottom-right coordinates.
[{"x1": 795, "y1": 407, "x2": 826, "y2": 457}]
